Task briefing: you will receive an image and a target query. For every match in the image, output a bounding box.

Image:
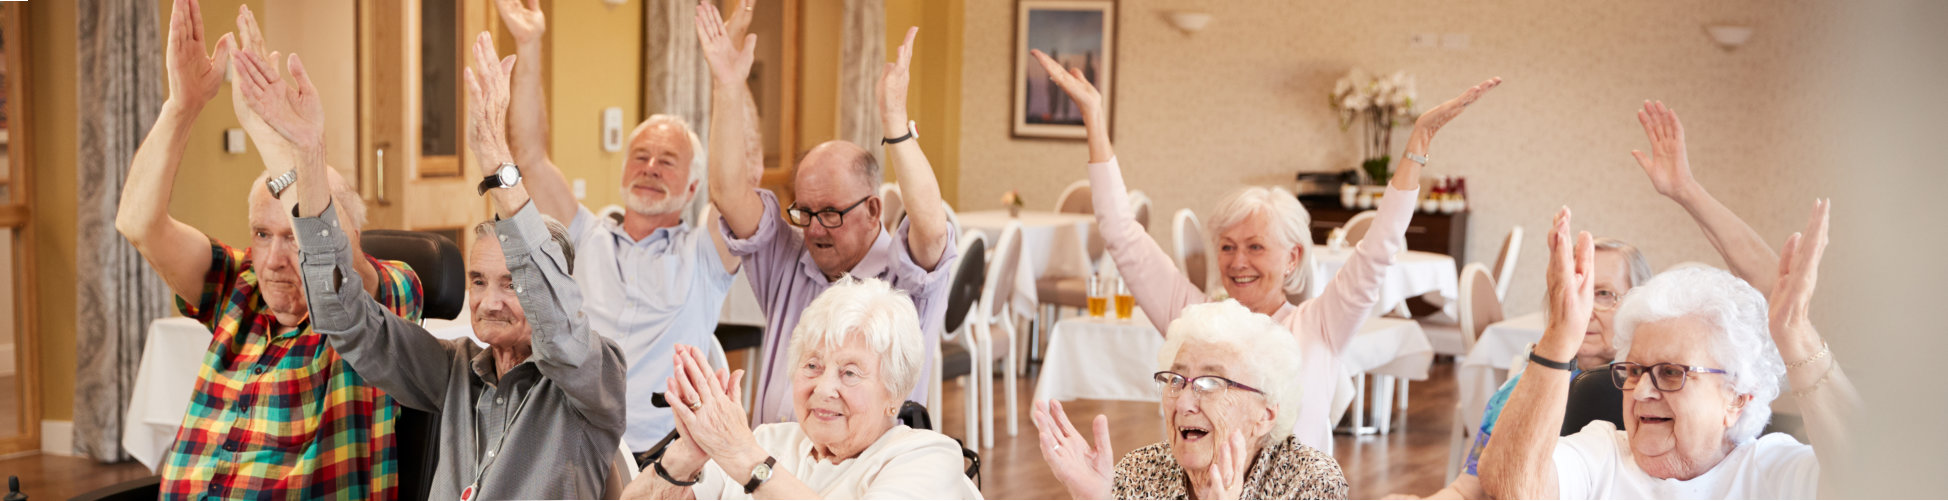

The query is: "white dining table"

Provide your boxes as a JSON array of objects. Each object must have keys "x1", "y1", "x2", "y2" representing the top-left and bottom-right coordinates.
[
  {"x1": 1306, "y1": 247, "x2": 1460, "y2": 316},
  {"x1": 122, "y1": 315, "x2": 485, "y2": 472},
  {"x1": 958, "y1": 210, "x2": 1098, "y2": 315},
  {"x1": 1457, "y1": 311, "x2": 1546, "y2": 434}
]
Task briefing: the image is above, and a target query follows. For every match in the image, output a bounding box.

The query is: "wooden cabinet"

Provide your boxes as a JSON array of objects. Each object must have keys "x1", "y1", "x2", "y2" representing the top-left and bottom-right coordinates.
[{"x1": 1299, "y1": 197, "x2": 1468, "y2": 270}]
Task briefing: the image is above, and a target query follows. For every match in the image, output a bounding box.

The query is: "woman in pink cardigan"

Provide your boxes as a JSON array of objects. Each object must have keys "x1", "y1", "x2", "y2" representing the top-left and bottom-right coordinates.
[{"x1": 1026, "y1": 48, "x2": 1502, "y2": 498}]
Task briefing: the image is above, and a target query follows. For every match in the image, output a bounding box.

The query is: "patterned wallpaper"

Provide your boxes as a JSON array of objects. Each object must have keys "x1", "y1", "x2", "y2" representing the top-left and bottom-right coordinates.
[{"x1": 955, "y1": 0, "x2": 1848, "y2": 311}]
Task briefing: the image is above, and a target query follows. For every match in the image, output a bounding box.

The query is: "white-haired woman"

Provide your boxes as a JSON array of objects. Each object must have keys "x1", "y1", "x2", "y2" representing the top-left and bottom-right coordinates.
[
  {"x1": 1481, "y1": 203, "x2": 1858, "y2": 499},
  {"x1": 1027, "y1": 49, "x2": 1500, "y2": 451},
  {"x1": 623, "y1": 277, "x2": 981, "y2": 500},
  {"x1": 1033, "y1": 300, "x2": 1347, "y2": 499}
]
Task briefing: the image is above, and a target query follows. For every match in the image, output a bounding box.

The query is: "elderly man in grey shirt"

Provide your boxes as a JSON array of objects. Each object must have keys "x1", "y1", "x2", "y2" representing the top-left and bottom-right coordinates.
[{"x1": 242, "y1": 28, "x2": 628, "y2": 499}]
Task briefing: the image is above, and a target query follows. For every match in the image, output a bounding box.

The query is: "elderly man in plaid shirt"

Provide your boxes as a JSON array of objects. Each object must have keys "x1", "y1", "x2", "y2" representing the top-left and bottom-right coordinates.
[{"x1": 116, "y1": 1, "x2": 421, "y2": 498}]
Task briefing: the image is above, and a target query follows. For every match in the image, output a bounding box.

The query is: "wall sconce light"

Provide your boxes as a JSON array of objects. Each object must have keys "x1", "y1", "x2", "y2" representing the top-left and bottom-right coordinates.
[
  {"x1": 1165, "y1": 11, "x2": 1212, "y2": 35},
  {"x1": 1704, "y1": 24, "x2": 1753, "y2": 51}
]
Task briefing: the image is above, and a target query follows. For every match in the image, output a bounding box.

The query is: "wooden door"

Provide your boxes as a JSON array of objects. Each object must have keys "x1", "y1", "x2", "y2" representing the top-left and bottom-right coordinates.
[{"x1": 358, "y1": 0, "x2": 493, "y2": 243}]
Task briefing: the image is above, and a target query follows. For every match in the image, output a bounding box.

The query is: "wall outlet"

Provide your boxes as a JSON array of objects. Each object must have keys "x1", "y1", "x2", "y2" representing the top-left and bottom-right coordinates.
[
  {"x1": 602, "y1": 107, "x2": 625, "y2": 153},
  {"x1": 573, "y1": 178, "x2": 587, "y2": 200},
  {"x1": 224, "y1": 128, "x2": 247, "y2": 154}
]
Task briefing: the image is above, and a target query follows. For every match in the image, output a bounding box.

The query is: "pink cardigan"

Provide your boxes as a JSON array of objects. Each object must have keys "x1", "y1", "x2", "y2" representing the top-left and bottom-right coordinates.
[{"x1": 1088, "y1": 157, "x2": 1418, "y2": 452}]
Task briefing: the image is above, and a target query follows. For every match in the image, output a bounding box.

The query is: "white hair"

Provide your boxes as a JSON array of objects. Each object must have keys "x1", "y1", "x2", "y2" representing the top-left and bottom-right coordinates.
[
  {"x1": 1205, "y1": 186, "x2": 1314, "y2": 295},
  {"x1": 251, "y1": 169, "x2": 367, "y2": 229},
  {"x1": 631, "y1": 114, "x2": 708, "y2": 186},
  {"x1": 1156, "y1": 300, "x2": 1304, "y2": 447},
  {"x1": 786, "y1": 276, "x2": 926, "y2": 402},
  {"x1": 1612, "y1": 265, "x2": 1785, "y2": 444}
]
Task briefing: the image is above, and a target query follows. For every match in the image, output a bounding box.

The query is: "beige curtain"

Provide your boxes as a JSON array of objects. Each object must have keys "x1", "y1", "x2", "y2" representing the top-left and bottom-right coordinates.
[
  {"x1": 74, "y1": 0, "x2": 173, "y2": 462},
  {"x1": 839, "y1": 0, "x2": 885, "y2": 152}
]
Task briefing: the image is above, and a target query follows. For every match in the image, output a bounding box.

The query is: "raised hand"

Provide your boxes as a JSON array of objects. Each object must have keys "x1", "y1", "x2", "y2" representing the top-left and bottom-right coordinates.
[
  {"x1": 1539, "y1": 207, "x2": 1596, "y2": 361},
  {"x1": 1192, "y1": 430, "x2": 1251, "y2": 500},
  {"x1": 1028, "y1": 49, "x2": 1103, "y2": 126},
  {"x1": 1030, "y1": 400, "x2": 1114, "y2": 500},
  {"x1": 229, "y1": 4, "x2": 293, "y2": 166},
  {"x1": 1410, "y1": 77, "x2": 1503, "y2": 144},
  {"x1": 667, "y1": 344, "x2": 762, "y2": 473},
  {"x1": 462, "y1": 32, "x2": 519, "y2": 175},
  {"x1": 164, "y1": 0, "x2": 235, "y2": 110},
  {"x1": 695, "y1": 1, "x2": 757, "y2": 87},
  {"x1": 663, "y1": 345, "x2": 744, "y2": 476},
  {"x1": 1630, "y1": 100, "x2": 1698, "y2": 200},
  {"x1": 725, "y1": 0, "x2": 757, "y2": 47},
  {"x1": 878, "y1": 27, "x2": 919, "y2": 135},
  {"x1": 494, "y1": 0, "x2": 546, "y2": 46},
  {"x1": 1769, "y1": 199, "x2": 1830, "y2": 355},
  {"x1": 232, "y1": 51, "x2": 324, "y2": 161}
]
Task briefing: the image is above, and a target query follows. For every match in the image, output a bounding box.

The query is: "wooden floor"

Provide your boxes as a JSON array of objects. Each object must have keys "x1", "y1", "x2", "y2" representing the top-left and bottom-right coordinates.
[
  {"x1": 7, "y1": 356, "x2": 1460, "y2": 500},
  {"x1": 936, "y1": 359, "x2": 1462, "y2": 500}
]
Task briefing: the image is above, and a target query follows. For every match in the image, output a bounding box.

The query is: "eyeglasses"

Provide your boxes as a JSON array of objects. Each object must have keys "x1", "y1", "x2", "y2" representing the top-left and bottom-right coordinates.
[
  {"x1": 1609, "y1": 362, "x2": 1729, "y2": 392},
  {"x1": 785, "y1": 195, "x2": 873, "y2": 228},
  {"x1": 1153, "y1": 371, "x2": 1265, "y2": 398},
  {"x1": 1593, "y1": 288, "x2": 1625, "y2": 311}
]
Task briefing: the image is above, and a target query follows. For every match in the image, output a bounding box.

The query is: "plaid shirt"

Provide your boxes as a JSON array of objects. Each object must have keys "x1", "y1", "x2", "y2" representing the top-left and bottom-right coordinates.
[{"x1": 159, "y1": 239, "x2": 422, "y2": 500}]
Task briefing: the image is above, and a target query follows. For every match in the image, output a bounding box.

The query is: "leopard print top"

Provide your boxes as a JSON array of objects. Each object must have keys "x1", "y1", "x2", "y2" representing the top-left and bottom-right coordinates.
[{"x1": 1110, "y1": 435, "x2": 1348, "y2": 500}]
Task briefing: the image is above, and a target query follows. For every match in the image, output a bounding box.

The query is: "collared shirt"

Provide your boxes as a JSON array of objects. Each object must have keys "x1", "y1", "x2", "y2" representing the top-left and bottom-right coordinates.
[
  {"x1": 296, "y1": 202, "x2": 630, "y2": 500},
  {"x1": 160, "y1": 239, "x2": 421, "y2": 500},
  {"x1": 688, "y1": 424, "x2": 981, "y2": 499},
  {"x1": 1111, "y1": 435, "x2": 1348, "y2": 499},
  {"x1": 568, "y1": 205, "x2": 733, "y2": 451},
  {"x1": 721, "y1": 189, "x2": 958, "y2": 424}
]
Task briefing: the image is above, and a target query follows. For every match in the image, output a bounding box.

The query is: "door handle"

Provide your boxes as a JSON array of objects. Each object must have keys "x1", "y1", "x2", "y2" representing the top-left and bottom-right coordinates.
[{"x1": 374, "y1": 146, "x2": 390, "y2": 206}]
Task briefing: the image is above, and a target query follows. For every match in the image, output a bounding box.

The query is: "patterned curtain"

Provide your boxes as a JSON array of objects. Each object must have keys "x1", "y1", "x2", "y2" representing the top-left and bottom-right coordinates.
[
  {"x1": 839, "y1": 0, "x2": 885, "y2": 154},
  {"x1": 73, "y1": 0, "x2": 172, "y2": 462},
  {"x1": 643, "y1": 0, "x2": 716, "y2": 224}
]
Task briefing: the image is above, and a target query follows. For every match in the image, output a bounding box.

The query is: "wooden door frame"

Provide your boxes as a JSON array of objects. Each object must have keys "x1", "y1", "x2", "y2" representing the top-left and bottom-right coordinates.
[{"x1": 0, "y1": 2, "x2": 42, "y2": 456}]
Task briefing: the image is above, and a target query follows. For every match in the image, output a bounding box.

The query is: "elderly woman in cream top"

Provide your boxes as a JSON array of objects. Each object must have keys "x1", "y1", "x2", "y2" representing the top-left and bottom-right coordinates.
[
  {"x1": 623, "y1": 277, "x2": 980, "y2": 500},
  {"x1": 1025, "y1": 49, "x2": 1502, "y2": 451}
]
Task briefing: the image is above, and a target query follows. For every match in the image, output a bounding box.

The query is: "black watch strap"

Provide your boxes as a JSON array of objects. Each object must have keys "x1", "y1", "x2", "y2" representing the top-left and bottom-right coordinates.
[
  {"x1": 882, "y1": 129, "x2": 914, "y2": 145},
  {"x1": 652, "y1": 457, "x2": 701, "y2": 487},
  {"x1": 742, "y1": 456, "x2": 776, "y2": 494},
  {"x1": 476, "y1": 174, "x2": 503, "y2": 195},
  {"x1": 1529, "y1": 351, "x2": 1576, "y2": 372}
]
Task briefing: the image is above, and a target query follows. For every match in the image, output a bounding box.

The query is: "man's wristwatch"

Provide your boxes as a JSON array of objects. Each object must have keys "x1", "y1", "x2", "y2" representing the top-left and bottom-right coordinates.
[
  {"x1": 477, "y1": 163, "x2": 522, "y2": 195},
  {"x1": 265, "y1": 169, "x2": 298, "y2": 199},
  {"x1": 742, "y1": 456, "x2": 776, "y2": 494}
]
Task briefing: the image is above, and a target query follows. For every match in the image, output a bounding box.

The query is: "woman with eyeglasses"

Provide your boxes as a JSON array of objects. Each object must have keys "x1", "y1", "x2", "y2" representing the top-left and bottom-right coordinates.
[
  {"x1": 1031, "y1": 300, "x2": 1348, "y2": 500},
  {"x1": 1478, "y1": 204, "x2": 1859, "y2": 499}
]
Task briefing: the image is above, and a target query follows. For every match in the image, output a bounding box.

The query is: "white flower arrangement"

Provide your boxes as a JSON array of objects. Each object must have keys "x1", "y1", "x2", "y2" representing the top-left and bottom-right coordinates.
[{"x1": 1329, "y1": 69, "x2": 1418, "y2": 183}]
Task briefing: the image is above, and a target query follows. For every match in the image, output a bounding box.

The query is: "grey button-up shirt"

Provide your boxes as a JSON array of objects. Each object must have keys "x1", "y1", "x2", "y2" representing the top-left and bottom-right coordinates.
[{"x1": 296, "y1": 202, "x2": 629, "y2": 500}]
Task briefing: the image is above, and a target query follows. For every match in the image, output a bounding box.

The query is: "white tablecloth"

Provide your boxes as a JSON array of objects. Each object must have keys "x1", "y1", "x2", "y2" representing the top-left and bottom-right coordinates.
[
  {"x1": 122, "y1": 315, "x2": 487, "y2": 471},
  {"x1": 1456, "y1": 311, "x2": 1545, "y2": 433},
  {"x1": 959, "y1": 210, "x2": 1097, "y2": 314},
  {"x1": 1306, "y1": 248, "x2": 1459, "y2": 315},
  {"x1": 1033, "y1": 309, "x2": 1435, "y2": 403}
]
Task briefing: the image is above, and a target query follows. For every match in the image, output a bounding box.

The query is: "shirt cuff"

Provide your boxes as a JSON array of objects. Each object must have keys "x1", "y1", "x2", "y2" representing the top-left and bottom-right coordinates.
[
  {"x1": 720, "y1": 188, "x2": 783, "y2": 257},
  {"x1": 494, "y1": 202, "x2": 552, "y2": 259},
  {"x1": 293, "y1": 201, "x2": 350, "y2": 255}
]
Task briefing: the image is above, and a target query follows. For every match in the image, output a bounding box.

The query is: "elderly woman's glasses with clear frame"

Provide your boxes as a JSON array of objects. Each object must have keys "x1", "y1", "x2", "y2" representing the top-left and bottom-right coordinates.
[
  {"x1": 1153, "y1": 371, "x2": 1265, "y2": 399},
  {"x1": 1594, "y1": 288, "x2": 1626, "y2": 311}
]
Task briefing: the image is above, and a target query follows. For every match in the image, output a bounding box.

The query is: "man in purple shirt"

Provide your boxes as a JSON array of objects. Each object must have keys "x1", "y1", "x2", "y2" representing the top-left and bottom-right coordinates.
[{"x1": 698, "y1": 8, "x2": 956, "y2": 423}]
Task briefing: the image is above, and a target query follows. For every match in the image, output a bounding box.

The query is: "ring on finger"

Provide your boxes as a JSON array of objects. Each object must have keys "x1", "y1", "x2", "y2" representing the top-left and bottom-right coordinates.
[{"x1": 688, "y1": 401, "x2": 703, "y2": 411}]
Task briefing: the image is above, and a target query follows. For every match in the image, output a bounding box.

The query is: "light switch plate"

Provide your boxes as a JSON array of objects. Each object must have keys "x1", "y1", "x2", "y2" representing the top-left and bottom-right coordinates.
[
  {"x1": 601, "y1": 107, "x2": 625, "y2": 153},
  {"x1": 573, "y1": 178, "x2": 587, "y2": 200},
  {"x1": 224, "y1": 128, "x2": 247, "y2": 154}
]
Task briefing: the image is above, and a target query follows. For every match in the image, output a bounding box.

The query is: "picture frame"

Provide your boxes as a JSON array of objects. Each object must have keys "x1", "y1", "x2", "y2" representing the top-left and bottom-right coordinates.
[{"x1": 1012, "y1": 0, "x2": 1116, "y2": 140}]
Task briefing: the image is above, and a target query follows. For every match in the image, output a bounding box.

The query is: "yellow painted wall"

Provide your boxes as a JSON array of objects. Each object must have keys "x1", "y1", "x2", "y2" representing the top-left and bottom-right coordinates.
[
  {"x1": 884, "y1": 0, "x2": 960, "y2": 205},
  {"x1": 29, "y1": 0, "x2": 78, "y2": 423},
  {"x1": 545, "y1": 0, "x2": 642, "y2": 212},
  {"x1": 796, "y1": 1, "x2": 840, "y2": 155},
  {"x1": 154, "y1": 0, "x2": 270, "y2": 248}
]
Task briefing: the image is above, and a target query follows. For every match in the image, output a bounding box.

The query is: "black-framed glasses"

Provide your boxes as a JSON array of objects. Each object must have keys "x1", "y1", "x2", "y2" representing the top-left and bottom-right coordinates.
[
  {"x1": 1609, "y1": 362, "x2": 1729, "y2": 392},
  {"x1": 785, "y1": 195, "x2": 873, "y2": 228},
  {"x1": 1594, "y1": 288, "x2": 1627, "y2": 311},
  {"x1": 1153, "y1": 371, "x2": 1265, "y2": 398}
]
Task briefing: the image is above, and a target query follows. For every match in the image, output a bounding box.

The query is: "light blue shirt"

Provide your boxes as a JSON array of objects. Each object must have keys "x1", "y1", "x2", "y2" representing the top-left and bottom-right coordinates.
[{"x1": 569, "y1": 205, "x2": 734, "y2": 451}]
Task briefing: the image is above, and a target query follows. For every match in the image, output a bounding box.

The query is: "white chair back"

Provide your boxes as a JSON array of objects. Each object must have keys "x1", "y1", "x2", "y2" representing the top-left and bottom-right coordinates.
[
  {"x1": 1054, "y1": 180, "x2": 1092, "y2": 214},
  {"x1": 879, "y1": 182, "x2": 905, "y2": 231},
  {"x1": 1457, "y1": 263, "x2": 1503, "y2": 355},
  {"x1": 1341, "y1": 210, "x2": 1379, "y2": 246},
  {"x1": 598, "y1": 204, "x2": 627, "y2": 225},
  {"x1": 983, "y1": 222, "x2": 1026, "y2": 321},
  {"x1": 1128, "y1": 190, "x2": 1153, "y2": 231},
  {"x1": 1172, "y1": 208, "x2": 1211, "y2": 293},
  {"x1": 1492, "y1": 226, "x2": 1523, "y2": 300}
]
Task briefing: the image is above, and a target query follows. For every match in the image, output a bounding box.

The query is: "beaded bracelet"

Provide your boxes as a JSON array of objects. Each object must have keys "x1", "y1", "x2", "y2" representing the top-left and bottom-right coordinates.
[
  {"x1": 1791, "y1": 361, "x2": 1839, "y2": 399},
  {"x1": 1787, "y1": 341, "x2": 1831, "y2": 370}
]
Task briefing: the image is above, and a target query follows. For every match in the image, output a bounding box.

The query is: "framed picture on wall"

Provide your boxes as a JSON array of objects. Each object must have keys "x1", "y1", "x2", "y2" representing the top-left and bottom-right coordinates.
[{"x1": 1013, "y1": 0, "x2": 1115, "y2": 140}]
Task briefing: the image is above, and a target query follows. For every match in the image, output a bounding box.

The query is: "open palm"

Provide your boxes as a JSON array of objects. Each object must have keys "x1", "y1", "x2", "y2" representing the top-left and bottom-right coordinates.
[
  {"x1": 694, "y1": 1, "x2": 757, "y2": 87},
  {"x1": 1630, "y1": 100, "x2": 1697, "y2": 199},
  {"x1": 1031, "y1": 400, "x2": 1114, "y2": 500},
  {"x1": 232, "y1": 51, "x2": 324, "y2": 157},
  {"x1": 165, "y1": 0, "x2": 234, "y2": 107}
]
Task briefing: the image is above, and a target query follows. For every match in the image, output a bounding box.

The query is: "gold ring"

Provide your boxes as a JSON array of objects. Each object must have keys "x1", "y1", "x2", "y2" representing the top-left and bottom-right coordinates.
[{"x1": 688, "y1": 401, "x2": 703, "y2": 411}]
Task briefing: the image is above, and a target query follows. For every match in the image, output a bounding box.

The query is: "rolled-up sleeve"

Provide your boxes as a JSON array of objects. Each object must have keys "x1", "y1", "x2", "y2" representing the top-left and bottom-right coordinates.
[
  {"x1": 495, "y1": 203, "x2": 628, "y2": 430},
  {"x1": 294, "y1": 202, "x2": 457, "y2": 411}
]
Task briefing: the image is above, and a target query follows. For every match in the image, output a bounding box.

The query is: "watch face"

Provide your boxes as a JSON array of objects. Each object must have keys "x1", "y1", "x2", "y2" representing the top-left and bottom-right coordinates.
[
  {"x1": 497, "y1": 164, "x2": 521, "y2": 186},
  {"x1": 753, "y1": 462, "x2": 772, "y2": 481}
]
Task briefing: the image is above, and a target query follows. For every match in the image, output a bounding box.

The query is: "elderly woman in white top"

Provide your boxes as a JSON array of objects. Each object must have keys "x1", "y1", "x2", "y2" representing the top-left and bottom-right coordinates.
[
  {"x1": 624, "y1": 277, "x2": 980, "y2": 500},
  {"x1": 1481, "y1": 203, "x2": 1859, "y2": 499},
  {"x1": 1033, "y1": 301, "x2": 1347, "y2": 500},
  {"x1": 1026, "y1": 48, "x2": 1502, "y2": 452}
]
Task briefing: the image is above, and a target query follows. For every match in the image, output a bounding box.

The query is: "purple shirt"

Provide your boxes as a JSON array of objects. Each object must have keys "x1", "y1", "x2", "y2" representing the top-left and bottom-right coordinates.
[{"x1": 722, "y1": 189, "x2": 959, "y2": 424}]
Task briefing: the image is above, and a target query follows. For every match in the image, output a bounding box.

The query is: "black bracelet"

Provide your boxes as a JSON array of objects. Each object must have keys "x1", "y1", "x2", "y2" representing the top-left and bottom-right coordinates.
[
  {"x1": 1529, "y1": 351, "x2": 1576, "y2": 372},
  {"x1": 653, "y1": 457, "x2": 701, "y2": 487},
  {"x1": 882, "y1": 129, "x2": 914, "y2": 145}
]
